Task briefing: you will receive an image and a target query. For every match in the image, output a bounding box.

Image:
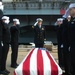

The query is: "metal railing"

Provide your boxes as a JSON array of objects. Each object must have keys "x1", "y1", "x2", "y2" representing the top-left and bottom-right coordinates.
[
  {"x1": 12, "y1": 0, "x2": 74, "y2": 2},
  {"x1": 3, "y1": 1, "x2": 72, "y2": 10}
]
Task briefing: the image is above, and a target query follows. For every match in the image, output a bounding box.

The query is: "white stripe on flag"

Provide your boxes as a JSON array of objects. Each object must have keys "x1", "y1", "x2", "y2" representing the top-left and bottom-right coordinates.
[
  {"x1": 15, "y1": 63, "x2": 23, "y2": 75},
  {"x1": 49, "y1": 53, "x2": 62, "y2": 75},
  {"x1": 15, "y1": 48, "x2": 34, "y2": 75},
  {"x1": 30, "y1": 48, "x2": 38, "y2": 75},
  {"x1": 42, "y1": 50, "x2": 51, "y2": 75}
]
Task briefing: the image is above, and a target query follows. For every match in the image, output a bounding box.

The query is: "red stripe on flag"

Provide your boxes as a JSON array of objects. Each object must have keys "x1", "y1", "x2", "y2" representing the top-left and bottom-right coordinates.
[
  {"x1": 22, "y1": 49, "x2": 34, "y2": 75},
  {"x1": 46, "y1": 51, "x2": 58, "y2": 75},
  {"x1": 14, "y1": 71, "x2": 16, "y2": 75},
  {"x1": 37, "y1": 49, "x2": 44, "y2": 75}
]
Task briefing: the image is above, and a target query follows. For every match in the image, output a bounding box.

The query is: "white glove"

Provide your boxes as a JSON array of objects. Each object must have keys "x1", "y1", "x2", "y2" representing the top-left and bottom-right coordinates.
[
  {"x1": 0, "y1": 1, "x2": 4, "y2": 11},
  {"x1": 61, "y1": 44, "x2": 63, "y2": 48},
  {"x1": 34, "y1": 21, "x2": 38, "y2": 26},
  {"x1": 5, "y1": 19, "x2": 10, "y2": 24},
  {"x1": 0, "y1": 5, "x2": 4, "y2": 11},
  {"x1": 1, "y1": 41, "x2": 3, "y2": 46},
  {"x1": 68, "y1": 47, "x2": 70, "y2": 51}
]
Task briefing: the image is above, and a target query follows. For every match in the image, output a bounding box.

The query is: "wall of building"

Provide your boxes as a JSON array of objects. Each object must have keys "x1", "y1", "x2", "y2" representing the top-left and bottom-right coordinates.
[
  {"x1": 2, "y1": 0, "x2": 74, "y2": 44},
  {"x1": 3, "y1": 0, "x2": 12, "y2": 2}
]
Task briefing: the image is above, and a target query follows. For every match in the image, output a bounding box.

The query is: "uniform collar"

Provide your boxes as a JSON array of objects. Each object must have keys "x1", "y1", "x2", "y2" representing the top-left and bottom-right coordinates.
[{"x1": 37, "y1": 25, "x2": 42, "y2": 28}]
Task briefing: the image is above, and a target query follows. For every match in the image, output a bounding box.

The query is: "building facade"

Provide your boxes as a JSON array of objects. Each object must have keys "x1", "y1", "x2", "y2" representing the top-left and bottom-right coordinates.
[{"x1": 2, "y1": 0, "x2": 75, "y2": 44}]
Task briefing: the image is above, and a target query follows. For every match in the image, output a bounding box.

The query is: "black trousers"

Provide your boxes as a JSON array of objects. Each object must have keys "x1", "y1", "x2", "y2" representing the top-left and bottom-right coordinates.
[
  {"x1": 11, "y1": 42, "x2": 18, "y2": 65},
  {"x1": 58, "y1": 44, "x2": 64, "y2": 67},
  {"x1": 0, "y1": 40, "x2": 2, "y2": 70},
  {"x1": 35, "y1": 43, "x2": 44, "y2": 48},
  {"x1": 1, "y1": 42, "x2": 9, "y2": 71},
  {"x1": 63, "y1": 44, "x2": 71, "y2": 75},
  {"x1": 70, "y1": 45, "x2": 75, "y2": 75}
]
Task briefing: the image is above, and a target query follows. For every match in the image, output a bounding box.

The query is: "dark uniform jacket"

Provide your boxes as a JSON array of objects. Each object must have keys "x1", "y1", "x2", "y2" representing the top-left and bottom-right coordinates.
[
  {"x1": 68, "y1": 17, "x2": 75, "y2": 45},
  {"x1": 62, "y1": 18, "x2": 69, "y2": 46},
  {"x1": 0, "y1": 10, "x2": 3, "y2": 39},
  {"x1": 33, "y1": 25, "x2": 45, "y2": 44},
  {"x1": 55, "y1": 25, "x2": 63, "y2": 46},
  {"x1": 2, "y1": 22, "x2": 10, "y2": 43},
  {"x1": 10, "y1": 25, "x2": 20, "y2": 43}
]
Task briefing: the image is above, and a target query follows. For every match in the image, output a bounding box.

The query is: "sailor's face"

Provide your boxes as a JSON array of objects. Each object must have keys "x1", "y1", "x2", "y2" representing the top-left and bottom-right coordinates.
[
  {"x1": 2, "y1": 19, "x2": 5, "y2": 22},
  {"x1": 57, "y1": 21, "x2": 62, "y2": 25},
  {"x1": 38, "y1": 21, "x2": 42, "y2": 25},
  {"x1": 67, "y1": 17, "x2": 71, "y2": 21},
  {"x1": 13, "y1": 21, "x2": 16, "y2": 26},
  {"x1": 69, "y1": 7, "x2": 75, "y2": 16}
]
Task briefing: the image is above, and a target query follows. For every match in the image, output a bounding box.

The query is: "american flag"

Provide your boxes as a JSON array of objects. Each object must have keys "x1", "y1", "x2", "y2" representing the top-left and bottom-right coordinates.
[{"x1": 14, "y1": 48, "x2": 62, "y2": 75}]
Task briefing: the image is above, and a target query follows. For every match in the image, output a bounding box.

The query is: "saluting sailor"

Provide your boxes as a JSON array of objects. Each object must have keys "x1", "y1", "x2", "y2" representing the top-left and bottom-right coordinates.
[
  {"x1": 55, "y1": 18, "x2": 64, "y2": 68},
  {"x1": 10, "y1": 19, "x2": 20, "y2": 68},
  {"x1": 1, "y1": 16, "x2": 10, "y2": 74},
  {"x1": 0, "y1": 1, "x2": 7, "y2": 75},
  {"x1": 32, "y1": 18, "x2": 46, "y2": 48},
  {"x1": 63, "y1": 3, "x2": 75, "y2": 75}
]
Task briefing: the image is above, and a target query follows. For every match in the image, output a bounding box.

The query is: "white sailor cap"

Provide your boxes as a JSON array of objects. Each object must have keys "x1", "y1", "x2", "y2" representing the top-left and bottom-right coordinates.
[
  {"x1": 63, "y1": 3, "x2": 75, "y2": 18},
  {"x1": 0, "y1": 1, "x2": 2, "y2": 6},
  {"x1": 2, "y1": 16, "x2": 10, "y2": 24},
  {"x1": 13, "y1": 19, "x2": 19, "y2": 22},
  {"x1": 13, "y1": 18, "x2": 20, "y2": 25},
  {"x1": 69, "y1": 3, "x2": 75, "y2": 9},
  {"x1": 36, "y1": 18, "x2": 43, "y2": 22},
  {"x1": 57, "y1": 18, "x2": 63, "y2": 21},
  {"x1": 2, "y1": 16, "x2": 9, "y2": 20},
  {"x1": 0, "y1": 1, "x2": 4, "y2": 11}
]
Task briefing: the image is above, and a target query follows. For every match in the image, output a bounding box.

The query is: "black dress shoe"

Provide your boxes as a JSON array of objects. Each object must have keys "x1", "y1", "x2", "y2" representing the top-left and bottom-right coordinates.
[
  {"x1": 62, "y1": 72, "x2": 65, "y2": 75},
  {"x1": 5, "y1": 69, "x2": 10, "y2": 74},
  {"x1": 0, "y1": 71, "x2": 8, "y2": 75},
  {"x1": 11, "y1": 65, "x2": 18, "y2": 68},
  {"x1": 11, "y1": 63, "x2": 19, "y2": 68},
  {"x1": 63, "y1": 72, "x2": 72, "y2": 75},
  {"x1": 11, "y1": 65, "x2": 17, "y2": 68},
  {"x1": 16, "y1": 63, "x2": 19, "y2": 66}
]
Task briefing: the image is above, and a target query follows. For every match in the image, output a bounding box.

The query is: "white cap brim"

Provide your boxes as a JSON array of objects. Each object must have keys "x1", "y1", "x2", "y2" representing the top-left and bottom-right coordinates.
[
  {"x1": 36, "y1": 18, "x2": 43, "y2": 22},
  {"x1": 2, "y1": 16, "x2": 9, "y2": 20},
  {"x1": 57, "y1": 18, "x2": 63, "y2": 21},
  {"x1": 13, "y1": 18, "x2": 20, "y2": 25}
]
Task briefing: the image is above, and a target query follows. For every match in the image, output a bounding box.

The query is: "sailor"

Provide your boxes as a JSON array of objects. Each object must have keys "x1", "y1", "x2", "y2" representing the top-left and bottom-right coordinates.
[
  {"x1": 1, "y1": 16, "x2": 10, "y2": 74},
  {"x1": 62, "y1": 3, "x2": 75, "y2": 75},
  {"x1": 32, "y1": 18, "x2": 46, "y2": 48},
  {"x1": 0, "y1": 2, "x2": 9, "y2": 75},
  {"x1": 65, "y1": 3, "x2": 75, "y2": 75},
  {"x1": 10, "y1": 19, "x2": 20, "y2": 68},
  {"x1": 55, "y1": 18, "x2": 64, "y2": 68}
]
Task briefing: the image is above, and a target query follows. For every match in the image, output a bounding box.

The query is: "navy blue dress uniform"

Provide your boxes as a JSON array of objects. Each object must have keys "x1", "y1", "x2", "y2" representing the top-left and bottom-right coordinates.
[
  {"x1": 55, "y1": 18, "x2": 64, "y2": 68},
  {"x1": 34, "y1": 25, "x2": 45, "y2": 47},
  {"x1": 32, "y1": 18, "x2": 46, "y2": 48},
  {"x1": 62, "y1": 18, "x2": 71, "y2": 75},
  {"x1": 0, "y1": 2, "x2": 9, "y2": 75},
  {"x1": 0, "y1": 10, "x2": 3, "y2": 71},
  {"x1": 1, "y1": 16, "x2": 10, "y2": 74},
  {"x1": 68, "y1": 17, "x2": 75, "y2": 75},
  {"x1": 63, "y1": 3, "x2": 75, "y2": 75},
  {"x1": 10, "y1": 19, "x2": 20, "y2": 68}
]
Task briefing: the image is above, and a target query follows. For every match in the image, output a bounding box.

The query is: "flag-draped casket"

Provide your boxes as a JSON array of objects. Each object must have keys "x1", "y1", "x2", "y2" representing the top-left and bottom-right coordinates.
[{"x1": 14, "y1": 48, "x2": 62, "y2": 75}]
